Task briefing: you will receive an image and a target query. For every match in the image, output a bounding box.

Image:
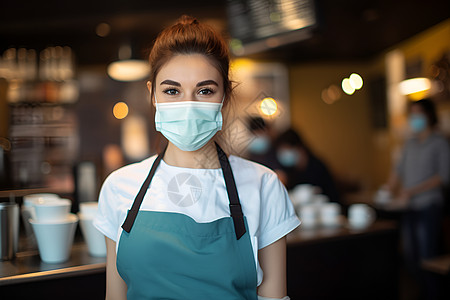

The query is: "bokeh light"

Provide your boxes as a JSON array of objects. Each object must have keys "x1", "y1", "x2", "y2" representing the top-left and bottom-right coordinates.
[
  {"x1": 96, "y1": 23, "x2": 111, "y2": 37},
  {"x1": 260, "y1": 97, "x2": 278, "y2": 116},
  {"x1": 349, "y1": 73, "x2": 363, "y2": 90},
  {"x1": 322, "y1": 84, "x2": 342, "y2": 104},
  {"x1": 113, "y1": 102, "x2": 129, "y2": 119},
  {"x1": 341, "y1": 78, "x2": 355, "y2": 95}
]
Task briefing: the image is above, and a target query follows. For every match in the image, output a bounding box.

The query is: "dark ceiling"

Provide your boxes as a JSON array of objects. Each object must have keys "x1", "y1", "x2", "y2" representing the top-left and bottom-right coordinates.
[{"x1": 0, "y1": 0, "x2": 449, "y2": 65}]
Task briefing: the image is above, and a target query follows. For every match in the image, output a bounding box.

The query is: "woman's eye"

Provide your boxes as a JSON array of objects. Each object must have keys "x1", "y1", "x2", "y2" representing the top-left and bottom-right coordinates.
[
  {"x1": 198, "y1": 88, "x2": 214, "y2": 95},
  {"x1": 163, "y1": 88, "x2": 179, "y2": 95}
]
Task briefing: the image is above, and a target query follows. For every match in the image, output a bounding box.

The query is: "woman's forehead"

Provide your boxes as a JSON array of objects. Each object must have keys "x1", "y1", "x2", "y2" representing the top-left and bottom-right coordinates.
[{"x1": 156, "y1": 54, "x2": 222, "y2": 85}]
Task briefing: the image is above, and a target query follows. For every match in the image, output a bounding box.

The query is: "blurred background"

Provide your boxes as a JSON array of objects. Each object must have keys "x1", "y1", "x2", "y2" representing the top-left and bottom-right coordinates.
[
  {"x1": 0, "y1": 1, "x2": 449, "y2": 298},
  {"x1": 1, "y1": 0, "x2": 449, "y2": 197}
]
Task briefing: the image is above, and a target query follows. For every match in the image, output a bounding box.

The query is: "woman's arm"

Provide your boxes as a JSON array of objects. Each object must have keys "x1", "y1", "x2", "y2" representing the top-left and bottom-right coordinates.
[
  {"x1": 105, "y1": 237, "x2": 127, "y2": 300},
  {"x1": 257, "y1": 236, "x2": 287, "y2": 298},
  {"x1": 399, "y1": 174, "x2": 443, "y2": 201},
  {"x1": 386, "y1": 171, "x2": 400, "y2": 194}
]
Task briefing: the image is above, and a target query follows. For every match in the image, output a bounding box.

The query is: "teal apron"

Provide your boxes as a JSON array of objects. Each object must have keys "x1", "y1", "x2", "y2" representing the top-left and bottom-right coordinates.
[{"x1": 117, "y1": 143, "x2": 258, "y2": 300}]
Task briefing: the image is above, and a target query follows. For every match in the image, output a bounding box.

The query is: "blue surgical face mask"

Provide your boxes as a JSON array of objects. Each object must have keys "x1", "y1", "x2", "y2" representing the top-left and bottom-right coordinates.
[
  {"x1": 155, "y1": 96, "x2": 224, "y2": 151},
  {"x1": 409, "y1": 113, "x2": 427, "y2": 133},
  {"x1": 248, "y1": 135, "x2": 270, "y2": 154},
  {"x1": 277, "y1": 148, "x2": 300, "y2": 168}
]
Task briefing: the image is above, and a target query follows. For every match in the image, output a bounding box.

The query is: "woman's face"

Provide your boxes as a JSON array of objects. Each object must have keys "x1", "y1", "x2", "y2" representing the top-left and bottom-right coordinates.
[
  {"x1": 151, "y1": 54, "x2": 224, "y2": 104},
  {"x1": 410, "y1": 103, "x2": 425, "y2": 116},
  {"x1": 409, "y1": 103, "x2": 429, "y2": 132}
]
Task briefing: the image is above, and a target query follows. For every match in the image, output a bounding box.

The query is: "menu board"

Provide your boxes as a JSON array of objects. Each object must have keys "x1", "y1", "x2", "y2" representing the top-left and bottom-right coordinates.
[{"x1": 227, "y1": 0, "x2": 316, "y2": 47}]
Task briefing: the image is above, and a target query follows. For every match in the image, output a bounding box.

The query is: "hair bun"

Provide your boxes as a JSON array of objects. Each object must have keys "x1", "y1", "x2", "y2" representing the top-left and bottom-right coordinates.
[{"x1": 177, "y1": 15, "x2": 199, "y2": 25}]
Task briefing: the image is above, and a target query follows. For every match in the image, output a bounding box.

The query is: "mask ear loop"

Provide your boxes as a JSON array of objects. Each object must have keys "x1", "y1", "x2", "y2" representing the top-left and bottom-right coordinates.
[{"x1": 219, "y1": 93, "x2": 225, "y2": 109}]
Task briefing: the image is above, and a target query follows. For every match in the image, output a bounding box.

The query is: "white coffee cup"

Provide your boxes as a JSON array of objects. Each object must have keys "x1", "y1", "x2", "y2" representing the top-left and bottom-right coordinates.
[
  {"x1": 311, "y1": 194, "x2": 329, "y2": 206},
  {"x1": 30, "y1": 214, "x2": 78, "y2": 263},
  {"x1": 22, "y1": 193, "x2": 61, "y2": 241},
  {"x1": 23, "y1": 193, "x2": 60, "y2": 206},
  {"x1": 292, "y1": 184, "x2": 315, "y2": 206},
  {"x1": 79, "y1": 202, "x2": 98, "y2": 218},
  {"x1": 78, "y1": 213, "x2": 106, "y2": 257},
  {"x1": 319, "y1": 202, "x2": 341, "y2": 227},
  {"x1": 33, "y1": 198, "x2": 72, "y2": 222},
  {"x1": 22, "y1": 193, "x2": 61, "y2": 221},
  {"x1": 299, "y1": 205, "x2": 318, "y2": 229},
  {"x1": 348, "y1": 204, "x2": 376, "y2": 229},
  {"x1": 374, "y1": 187, "x2": 392, "y2": 205}
]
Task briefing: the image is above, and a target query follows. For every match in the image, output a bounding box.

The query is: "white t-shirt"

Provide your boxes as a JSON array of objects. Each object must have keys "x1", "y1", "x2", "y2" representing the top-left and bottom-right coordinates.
[{"x1": 94, "y1": 154, "x2": 300, "y2": 285}]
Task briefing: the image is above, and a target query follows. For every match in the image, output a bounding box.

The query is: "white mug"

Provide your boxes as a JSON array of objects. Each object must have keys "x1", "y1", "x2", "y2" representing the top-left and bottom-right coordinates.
[
  {"x1": 299, "y1": 205, "x2": 318, "y2": 229},
  {"x1": 292, "y1": 184, "x2": 315, "y2": 206},
  {"x1": 374, "y1": 188, "x2": 391, "y2": 205},
  {"x1": 348, "y1": 204, "x2": 375, "y2": 229},
  {"x1": 319, "y1": 203, "x2": 341, "y2": 227}
]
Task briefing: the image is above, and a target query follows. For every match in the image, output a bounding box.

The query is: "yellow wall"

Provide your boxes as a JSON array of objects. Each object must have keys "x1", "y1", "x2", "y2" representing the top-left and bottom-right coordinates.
[
  {"x1": 289, "y1": 62, "x2": 373, "y2": 189},
  {"x1": 397, "y1": 18, "x2": 450, "y2": 70}
]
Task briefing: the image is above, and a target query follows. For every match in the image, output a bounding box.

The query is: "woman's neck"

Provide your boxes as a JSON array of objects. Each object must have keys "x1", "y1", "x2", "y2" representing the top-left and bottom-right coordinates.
[{"x1": 163, "y1": 140, "x2": 220, "y2": 169}]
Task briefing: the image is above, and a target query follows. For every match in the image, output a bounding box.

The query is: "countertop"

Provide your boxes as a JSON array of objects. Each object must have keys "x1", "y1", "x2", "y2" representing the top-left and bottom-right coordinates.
[
  {"x1": 287, "y1": 219, "x2": 398, "y2": 246},
  {"x1": 0, "y1": 239, "x2": 106, "y2": 286},
  {"x1": 0, "y1": 217, "x2": 397, "y2": 287}
]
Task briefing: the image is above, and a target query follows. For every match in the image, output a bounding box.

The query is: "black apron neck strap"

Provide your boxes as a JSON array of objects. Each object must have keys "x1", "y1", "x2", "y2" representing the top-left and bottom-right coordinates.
[
  {"x1": 121, "y1": 143, "x2": 246, "y2": 240},
  {"x1": 215, "y1": 142, "x2": 246, "y2": 240},
  {"x1": 122, "y1": 148, "x2": 166, "y2": 233}
]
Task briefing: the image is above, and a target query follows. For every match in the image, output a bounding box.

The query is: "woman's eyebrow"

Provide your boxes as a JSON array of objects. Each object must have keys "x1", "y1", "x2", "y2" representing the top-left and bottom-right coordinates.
[
  {"x1": 196, "y1": 80, "x2": 218, "y2": 87},
  {"x1": 160, "y1": 79, "x2": 181, "y2": 86}
]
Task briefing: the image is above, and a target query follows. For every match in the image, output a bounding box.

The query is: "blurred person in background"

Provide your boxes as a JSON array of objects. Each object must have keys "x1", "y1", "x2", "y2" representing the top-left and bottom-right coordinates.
[
  {"x1": 387, "y1": 98, "x2": 450, "y2": 300},
  {"x1": 246, "y1": 116, "x2": 281, "y2": 170},
  {"x1": 274, "y1": 128, "x2": 341, "y2": 204}
]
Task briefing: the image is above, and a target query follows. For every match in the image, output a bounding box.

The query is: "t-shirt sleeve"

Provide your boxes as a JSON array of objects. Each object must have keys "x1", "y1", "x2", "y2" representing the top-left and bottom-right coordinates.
[
  {"x1": 93, "y1": 173, "x2": 121, "y2": 242},
  {"x1": 258, "y1": 172, "x2": 300, "y2": 249}
]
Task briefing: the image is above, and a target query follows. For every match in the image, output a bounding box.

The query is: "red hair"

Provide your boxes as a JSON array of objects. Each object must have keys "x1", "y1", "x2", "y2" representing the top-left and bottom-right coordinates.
[{"x1": 148, "y1": 15, "x2": 231, "y2": 103}]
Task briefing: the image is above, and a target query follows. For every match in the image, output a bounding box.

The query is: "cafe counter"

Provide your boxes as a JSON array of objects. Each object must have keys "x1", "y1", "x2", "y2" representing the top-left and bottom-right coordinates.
[
  {"x1": 0, "y1": 237, "x2": 106, "y2": 299},
  {"x1": 0, "y1": 220, "x2": 399, "y2": 299},
  {"x1": 287, "y1": 220, "x2": 399, "y2": 299}
]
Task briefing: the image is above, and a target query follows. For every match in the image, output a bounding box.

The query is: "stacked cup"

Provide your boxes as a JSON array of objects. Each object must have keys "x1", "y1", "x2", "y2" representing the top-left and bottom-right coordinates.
[
  {"x1": 26, "y1": 194, "x2": 78, "y2": 263},
  {"x1": 22, "y1": 193, "x2": 61, "y2": 243},
  {"x1": 78, "y1": 202, "x2": 106, "y2": 257},
  {"x1": 297, "y1": 194, "x2": 343, "y2": 229},
  {"x1": 348, "y1": 204, "x2": 376, "y2": 229}
]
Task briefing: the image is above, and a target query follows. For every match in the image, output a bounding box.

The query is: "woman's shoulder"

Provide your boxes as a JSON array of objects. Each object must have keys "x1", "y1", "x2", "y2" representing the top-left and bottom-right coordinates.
[
  {"x1": 229, "y1": 155, "x2": 278, "y2": 180},
  {"x1": 431, "y1": 132, "x2": 450, "y2": 143},
  {"x1": 105, "y1": 155, "x2": 158, "y2": 184}
]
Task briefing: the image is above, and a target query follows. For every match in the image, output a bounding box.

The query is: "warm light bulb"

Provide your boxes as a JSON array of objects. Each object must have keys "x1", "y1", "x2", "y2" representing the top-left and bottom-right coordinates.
[
  {"x1": 398, "y1": 77, "x2": 431, "y2": 95},
  {"x1": 260, "y1": 97, "x2": 278, "y2": 116},
  {"x1": 107, "y1": 59, "x2": 150, "y2": 82}
]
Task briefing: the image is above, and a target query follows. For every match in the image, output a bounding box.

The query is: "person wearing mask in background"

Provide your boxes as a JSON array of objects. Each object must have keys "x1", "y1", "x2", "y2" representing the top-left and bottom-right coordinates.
[
  {"x1": 274, "y1": 128, "x2": 341, "y2": 204},
  {"x1": 386, "y1": 98, "x2": 450, "y2": 300},
  {"x1": 94, "y1": 15, "x2": 300, "y2": 300},
  {"x1": 246, "y1": 116, "x2": 281, "y2": 170}
]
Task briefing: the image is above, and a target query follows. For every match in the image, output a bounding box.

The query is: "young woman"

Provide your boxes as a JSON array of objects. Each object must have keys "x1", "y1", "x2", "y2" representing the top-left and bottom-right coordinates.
[
  {"x1": 94, "y1": 15, "x2": 300, "y2": 300},
  {"x1": 387, "y1": 98, "x2": 450, "y2": 299}
]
